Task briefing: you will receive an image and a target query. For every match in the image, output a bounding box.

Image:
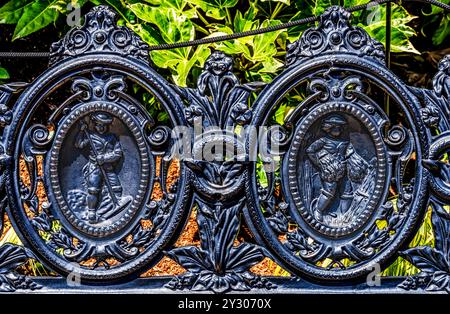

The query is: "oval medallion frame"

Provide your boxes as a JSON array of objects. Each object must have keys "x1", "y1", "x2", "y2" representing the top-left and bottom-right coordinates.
[
  {"x1": 244, "y1": 54, "x2": 429, "y2": 281},
  {"x1": 5, "y1": 54, "x2": 192, "y2": 282}
]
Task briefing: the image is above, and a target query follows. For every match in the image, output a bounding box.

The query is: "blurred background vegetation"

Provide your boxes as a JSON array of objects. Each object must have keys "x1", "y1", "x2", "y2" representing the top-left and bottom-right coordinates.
[{"x1": 0, "y1": 0, "x2": 448, "y2": 277}]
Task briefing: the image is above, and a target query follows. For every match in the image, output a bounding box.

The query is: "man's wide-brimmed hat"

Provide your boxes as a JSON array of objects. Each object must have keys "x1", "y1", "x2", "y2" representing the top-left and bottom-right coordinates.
[
  {"x1": 323, "y1": 114, "x2": 347, "y2": 125},
  {"x1": 91, "y1": 112, "x2": 113, "y2": 125}
]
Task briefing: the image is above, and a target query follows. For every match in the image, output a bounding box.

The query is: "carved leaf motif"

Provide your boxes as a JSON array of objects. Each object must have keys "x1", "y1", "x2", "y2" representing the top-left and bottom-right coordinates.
[
  {"x1": 427, "y1": 271, "x2": 450, "y2": 293},
  {"x1": 401, "y1": 246, "x2": 448, "y2": 273},
  {"x1": 31, "y1": 211, "x2": 52, "y2": 232},
  {"x1": 197, "y1": 202, "x2": 217, "y2": 251},
  {"x1": 51, "y1": 231, "x2": 76, "y2": 251},
  {"x1": 167, "y1": 247, "x2": 212, "y2": 273},
  {"x1": 221, "y1": 161, "x2": 244, "y2": 185},
  {"x1": 0, "y1": 243, "x2": 41, "y2": 292},
  {"x1": 226, "y1": 243, "x2": 266, "y2": 273},
  {"x1": 185, "y1": 160, "x2": 222, "y2": 185},
  {"x1": 432, "y1": 204, "x2": 450, "y2": 261},
  {"x1": 267, "y1": 211, "x2": 289, "y2": 234},
  {"x1": 286, "y1": 231, "x2": 309, "y2": 252},
  {"x1": 166, "y1": 202, "x2": 271, "y2": 293},
  {"x1": 399, "y1": 203, "x2": 450, "y2": 292},
  {"x1": 213, "y1": 204, "x2": 240, "y2": 272},
  {"x1": 0, "y1": 244, "x2": 32, "y2": 273}
]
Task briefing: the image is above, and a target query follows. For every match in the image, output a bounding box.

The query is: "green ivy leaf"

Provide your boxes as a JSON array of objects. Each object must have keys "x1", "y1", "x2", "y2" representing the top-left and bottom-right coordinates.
[
  {"x1": 126, "y1": 23, "x2": 159, "y2": 45},
  {"x1": 0, "y1": 67, "x2": 10, "y2": 80},
  {"x1": 12, "y1": 0, "x2": 61, "y2": 40},
  {"x1": 128, "y1": 3, "x2": 209, "y2": 86},
  {"x1": 188, "y1": 0, "x2": 238, "y2": 20},
  {"x1": 306, "y1": 0, "x2": 334, "y2": 16},
  {"x1": 261, "y1": 0, "x2": 290, "y2": 4},
  {"x1": 212, "y1": 6, "x2": 285, "y2": 82},
  {"x1": 432, "y1": 14, "x2": 450, "y2": 45},
  {"x1": 0, "y1": 0, "x2": 34, "y2": 24},
  {"x1": 362, "y1": 4, "x2": 419, "y2": 54}
]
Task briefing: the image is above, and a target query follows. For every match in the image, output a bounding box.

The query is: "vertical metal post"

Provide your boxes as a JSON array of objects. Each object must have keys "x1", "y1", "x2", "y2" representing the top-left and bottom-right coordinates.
[{"x1": 385, "y1": 1, "x2": 392, "y2": 114}]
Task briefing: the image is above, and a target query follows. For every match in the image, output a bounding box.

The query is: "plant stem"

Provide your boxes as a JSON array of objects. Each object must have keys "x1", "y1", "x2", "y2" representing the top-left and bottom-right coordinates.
[
  {"x1": 271, "y1": 3, "x2": 285, "y2": 20},
  {"x1": 193, "y1": 22, "x2": 210, "y2": 36},
  {"x1": 190, "y1": 3, "x2": 209, "y2": 27},
  {"x1": 225, "y1": 7, "x2": 232, "y2": 26},
  {"x1": 107, "y1": 0, "x2": 130, "y2": 24}
]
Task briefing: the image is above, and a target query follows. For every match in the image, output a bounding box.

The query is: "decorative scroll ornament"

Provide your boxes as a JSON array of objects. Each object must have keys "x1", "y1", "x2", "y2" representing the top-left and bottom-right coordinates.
[
  {"x1": 399, "y1": 204, "x2": 450, "y2": 293},
  {"x1": 414, "y1": 55, "x2": 450, "y2": 203},
  {"x1": 245, "y1": 6, "x2": 428, "y2": 282},
  {"x1": 0, "y1": 84, "x2": 41, "y2": 291},
  {"x1": 166, "y1": 51, "x2": 272, "y2": 293},
  {"x1": 0, "y1": 244, "x2": 41, "y2": 292},
  {"x1": 399, "y1": 55, "x2": 450, "y2": 293},
  {"x1": 433, "y1": 55, "x2": 450, "y2": 100},
  {"x1": 0, "y1": 83, "x2": 27, "y2": 129},
  {"x1": 4, "y1": 5, "x2": 191, "y2": 282},
  {"x1": 49, "y1": 5, "x2": 149, "y2": 65},
  {"x1": 286, "y1": 6, "x2": 385, "y2": 66}
]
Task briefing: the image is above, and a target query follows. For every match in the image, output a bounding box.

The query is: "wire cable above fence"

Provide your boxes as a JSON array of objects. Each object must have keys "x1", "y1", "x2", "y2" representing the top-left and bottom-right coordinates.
[{"x1": 0, "y1": 0, "x2": 449, "y2": 58}]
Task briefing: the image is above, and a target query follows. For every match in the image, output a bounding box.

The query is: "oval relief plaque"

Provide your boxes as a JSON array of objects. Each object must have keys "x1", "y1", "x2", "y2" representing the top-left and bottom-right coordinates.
[
  {"x1": 285, "y1": 103, "x2": 388, "y2": 237},
  {"x1": 47, "y1": 102, "x2": 151, "y2": 237}
]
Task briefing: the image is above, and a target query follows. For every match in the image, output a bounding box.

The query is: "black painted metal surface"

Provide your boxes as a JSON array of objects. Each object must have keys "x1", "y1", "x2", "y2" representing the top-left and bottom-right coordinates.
[{"x1": 0, "y1": 5, "x2": 449, "y2": 294}]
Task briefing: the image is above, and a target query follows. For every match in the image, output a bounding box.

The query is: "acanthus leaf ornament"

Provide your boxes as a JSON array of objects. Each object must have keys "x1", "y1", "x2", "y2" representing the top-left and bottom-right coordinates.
[
  {"x1": 166, "y1": 201, "x2": 275, "y2": 293},
  {"x1": 0, "y1": 244, "x2": 41, "y2": 292},
  {"x1": 175, "y1": 51, "x2": 264, "y2": 129},
  {"x1": 399, "y1": 203, "x2": 450, "y2": 293},
  {"x1": 165, "y1": 51, "x2": 272, "y2": 293},
  {"x1": 0, "y1": 83, "x2": 28, "y2": 129}
]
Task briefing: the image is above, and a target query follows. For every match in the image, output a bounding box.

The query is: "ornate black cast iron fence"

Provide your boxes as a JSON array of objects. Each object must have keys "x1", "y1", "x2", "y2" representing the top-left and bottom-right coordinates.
[{"x1": 0, "y1": 4, "x2": 449, "y2": 294}]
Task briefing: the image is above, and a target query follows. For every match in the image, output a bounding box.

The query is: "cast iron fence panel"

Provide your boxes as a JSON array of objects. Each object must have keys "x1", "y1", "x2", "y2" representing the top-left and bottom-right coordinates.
[{"x1": 0, "y1": 4, "x2": 449, "y2": 293}]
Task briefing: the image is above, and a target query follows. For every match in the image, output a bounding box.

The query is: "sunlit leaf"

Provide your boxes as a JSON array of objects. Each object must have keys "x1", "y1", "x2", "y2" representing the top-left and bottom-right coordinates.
[
  {"x1": 188, "y1": 0, "x2": 239, "y2": 20},
  {"x1": 432, "y1": 14, "x2": 450, "y2": 45},
  {"x1": 12, "y1": 0, "x2": 61, "y2": 40},
  {"x1": 0, "y1": 67, "x2": 9, "y2": 80},
  {"x1": 0, "y1": 0, "x2": 34, "y2": 24},
  {"x1": 361, "y1": 4, "x2": 419, "y2": 54}
]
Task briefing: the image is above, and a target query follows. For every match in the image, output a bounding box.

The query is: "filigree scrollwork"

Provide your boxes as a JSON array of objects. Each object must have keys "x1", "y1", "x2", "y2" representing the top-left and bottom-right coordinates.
[
  {"x1": 0, "y1": 244, "x2": 41, "y2": 292},
  {"x1": 245, "y1": 7, "x2": 427, "y2": 280},
  {"x1": 399, "y1": 203, "x2": 450, "y2": 293},
  {"x1": 412, "y1": 55, "x2": 450, "y2": 131},
  {"x1": 286, "y1": 6, "x2": 385, "y2": 67},
  {"x1": 166, "y1": 201, "x2": 274, "y2": 293},
  {"x1": 1, "y1": 3, "x2": 449, "y2": 294},
  {"x1": 5, "y1": 6, "x2": 191, "y2": 282},
  {"x1": 49, "y1": 5, "x2": 149, "y2": 65},
  {"x1": 0, "y1": 83, "x2": 27, "y2": 129},
  {"x1": 423, "y1": 133, "x2": 450, "y2": 203},
  {"x1": 165, "y1": 51, "x2": 271, "y2": 293},
  {"x1": 397, "y1": 54, "x2": 450, "y2": 294},
  {"x1": 433, "y1": 55, "x2": 450, "y2": 100}
]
